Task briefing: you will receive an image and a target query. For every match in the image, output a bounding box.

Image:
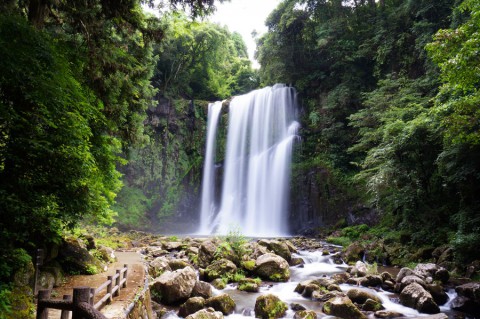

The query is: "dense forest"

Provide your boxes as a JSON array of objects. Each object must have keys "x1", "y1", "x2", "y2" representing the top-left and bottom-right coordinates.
[{"x1": 1, "y1": 0, "x2": 480, "y2": 316}]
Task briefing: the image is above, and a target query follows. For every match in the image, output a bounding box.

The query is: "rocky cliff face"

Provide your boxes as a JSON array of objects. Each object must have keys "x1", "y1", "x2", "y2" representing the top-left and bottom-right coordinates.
[{"x1": 119, "y1": 97, "x2": 358, "y2": 235}]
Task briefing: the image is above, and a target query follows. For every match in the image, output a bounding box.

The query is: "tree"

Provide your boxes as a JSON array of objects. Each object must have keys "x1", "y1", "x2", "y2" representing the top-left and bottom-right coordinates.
[{"x1": 426, "y1": 0, "x2": 480, "y2": 261}]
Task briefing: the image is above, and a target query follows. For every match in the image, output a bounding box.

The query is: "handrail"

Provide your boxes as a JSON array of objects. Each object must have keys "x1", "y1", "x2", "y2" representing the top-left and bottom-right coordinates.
[{"x1": 36, "y1": 264, "x2": 128, "y2": 319}]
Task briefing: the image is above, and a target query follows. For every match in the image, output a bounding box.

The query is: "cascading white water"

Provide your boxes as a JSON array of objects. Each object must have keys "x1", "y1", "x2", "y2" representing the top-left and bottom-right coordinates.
[
  {"x1": 199, "y1": 84, "x2": 299, "y2": 236},
  {"x1": 199, "y1": 101, "x2": 223, "y2": 234}
]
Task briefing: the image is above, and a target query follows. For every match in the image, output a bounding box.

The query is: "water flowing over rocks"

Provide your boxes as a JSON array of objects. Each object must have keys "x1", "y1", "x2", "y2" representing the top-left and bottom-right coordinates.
[{"x1": 131, "y1": 235, "x2": 480, "y2": 319}]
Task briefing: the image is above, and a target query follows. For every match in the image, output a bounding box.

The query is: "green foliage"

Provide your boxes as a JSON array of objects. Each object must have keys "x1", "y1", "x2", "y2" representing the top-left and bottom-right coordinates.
[
  {"x1": 326, "y1": 236, "x2": 352, "y2": 247},
  {"x1": 113, "y1": 186, "x2": 151, "y2": 230},
  {"x1": 153, "y1": 12, "x2": 258, "y2": 100}
]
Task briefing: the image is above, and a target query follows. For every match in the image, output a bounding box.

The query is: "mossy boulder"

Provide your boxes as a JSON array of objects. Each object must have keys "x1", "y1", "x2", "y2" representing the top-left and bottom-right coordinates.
[
  {"x1": 293, "y1": 310, "x2": 317, "y2": 319},
  {"x1": 238, "y1": 278, "x2": 261, "y2": 292},
  {"x1": 179, "y1": 297, "x2": 206, "y2": 317},
  {"x1": 254, "y1": 253, "x2": 290, "y2": 282},
  {"x1": 58, "y1": 237, "x2": 105, "y2": 274},
  {"x1": 254, "y1": 294, "x2": 288, "y2": 319},
  {"x1": 258, "y1": 239, "x2": 292, "y2": 261},
  {"x1": 205, "y1": 258, "x2": 237, "y2": 281},
  {"x1": 205, "y1": 294, "x2": 236, "y2": 315},
  {"x1": 211, "y1": 278, "x2": 227, "y2": 290},
  {"x1": 322, "y1": 296, "x2": 367, "y2": 319}
]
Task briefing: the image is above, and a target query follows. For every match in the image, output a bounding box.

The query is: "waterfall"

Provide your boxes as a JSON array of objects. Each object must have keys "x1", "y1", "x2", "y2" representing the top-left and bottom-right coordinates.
[
  {"x1": 199, "y1": 101, "x2": 223, "y2": 234},
  {"x1": 199, "y1": 84, "x2": 299, "y2": 237}
]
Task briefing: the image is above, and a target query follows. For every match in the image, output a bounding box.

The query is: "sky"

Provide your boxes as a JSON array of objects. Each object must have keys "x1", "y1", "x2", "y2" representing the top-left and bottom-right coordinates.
[{"x1": 208, "y1": 0, "x2": 282, "y2": 68}]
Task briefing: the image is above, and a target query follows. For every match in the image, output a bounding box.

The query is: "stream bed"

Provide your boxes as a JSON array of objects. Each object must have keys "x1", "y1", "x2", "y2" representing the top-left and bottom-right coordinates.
[{"x1": 160, "y1": 246, "x2": 470, "y2": 319}]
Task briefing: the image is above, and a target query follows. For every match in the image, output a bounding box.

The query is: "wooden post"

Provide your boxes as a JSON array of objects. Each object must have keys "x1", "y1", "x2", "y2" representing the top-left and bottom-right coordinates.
[
  {"x1": 107, "y1": 275, "x2": 113, "y2": 303},
  {"x1": 60, "y1": 295, "x2": 72, "y2": 319},
  {"x1": 36, "y1": 289, "x2": 50, "y2": 319},
  {"x1": 34, "y1": 249, "x2": 44, "y2": 297},
  {"x1": 89, "y1": 288, "x2": 95, "y2": 305},
  {"x1": 114, "y1": 269, "x2": 121, "y2": 297},
  {"x1": 72, "y1": 287, "x2": 90, "y2": 319},
  {"x1": 123, "y1": 264, "x2": 128, "y2": 288}
]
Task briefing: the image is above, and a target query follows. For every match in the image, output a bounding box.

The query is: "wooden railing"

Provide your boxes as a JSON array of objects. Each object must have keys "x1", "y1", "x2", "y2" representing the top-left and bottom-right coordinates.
[{"x1": 36, "y1": 264, "x2": 128, "y2": 319}]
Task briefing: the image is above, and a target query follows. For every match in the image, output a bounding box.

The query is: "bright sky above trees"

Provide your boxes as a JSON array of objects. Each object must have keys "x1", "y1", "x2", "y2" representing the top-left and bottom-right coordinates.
[{"x1": 208, "y1": 0, "x2": 281, "y2": 68}]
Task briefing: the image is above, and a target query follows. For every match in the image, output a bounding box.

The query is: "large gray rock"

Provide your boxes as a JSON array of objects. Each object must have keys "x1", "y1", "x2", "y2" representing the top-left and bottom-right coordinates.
[
  {"x1": 452, "y1": 282, "x2": 480, "y2": 316},
  {"x1": 258, "y1": 239, "x2": 292, "y2": 261},
  {"x1": 149, "y1": 256, "x2": 172, "y2": 278},
  {"x1": 414, "y1": 263, "x2": 449, "y2": 284},
  {"x1": 191, "y1": 281, "x2": 213, "y2": 299},
  {"x1": 198, "y1": 240, "x2": 218, "y2": 268},
  {"x1": 396, "y1": 267, "x2": 415, "y2": 283},
  {"x1": 254, "y1": 253, "x2": 290, "y2": 282},
  {"x1": 150, "y1": 266, "x2": 197, "y2": 304},
  {"x1": 399, "y1": 283, "x2": 440, "y2": 314},
  {"x1": 186, "y1": 308, "x2": 224, "y2": 319},
  {"x1": 346, "y1": 288, "x2": 381, "y2": 304}
]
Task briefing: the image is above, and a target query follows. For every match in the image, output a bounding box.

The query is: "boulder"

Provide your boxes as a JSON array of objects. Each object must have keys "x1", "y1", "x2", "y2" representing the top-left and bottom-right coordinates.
[
  {"x1": 360, "y1": 275, "x2": 383, "y2": 287},
  {"x1": 149, "y1": 257, "x2": 172, "y2": 278},
  {"x1": 211, "y1": 278, "x2": 227, "y2": 290},
  {"x1": 396, "y1": 267, "x2": 415, "y2": 283},
  {"x1": 452, "y1": 282, "x2": 480, "y2": 316},
  {"x1": 294, "y1": 310, "x2": 317, "y2": 319},
  {"x1": 96, "y1": 245, "x2": 116, "y2": 263},
  {"x1": 238, "y1": 278, "x2": 260, "y2": 292},
  {"x1": 205, "y1": 294, "x2": 236, "y2": 315},
  {"x1": 343, "y1": 243, "x2": 365, "y2": 264},
  {"x1": 346, "y1": 288, "x2": 381, "y2": 304},
  {"x1": 186, "y1": 308, "x2": 224, "y2": 319},
  {"x1": 164, "y1": 241, "x2": 183, "y2": 251},
  {"x1": 178, "y1": 297, "x2": 206, "y2": 317},
  {"x1": 150, "y1": 266, "x2": 197, "y2": 304},
  {"x1": 374, "y1": 310, "x2": 404, "y2": 318},
  {"x1": 198, "y1": 240, "x2": 218, "y2": 268},
  {"x1": 290, "y1": 303, "x2": 307, "y2": 311},
  {"x1": 426, "y1": 283, "x2": 449, "y2": 305},
  {"x1": 399, "y1": 283, "x2": 440, "y2": 314},
  {"x1": 322, "y1": 296, "x2": 367, "y2": 319},
  {"x1": 191, "y1": 281, "x2": 213, "y2": 299},
  {"x1": 254, "y1": 294, "x2": 288, "y2": 319},
  {"x1": 352, "y1": 261, "x2": 368, "y2": 277},
  {"x1": 204, "y1": 258, "x2": 237, "y2": 281},
  {"x1": 362, "y1": 298, "x2": 383, "y2": 311},
  {"x1": 254, "y1": 253, "x2": 290, "y2": 282},
  {"x1": 290, "y1": 257, "x2": 305, "y2": 266},
  {"x1": 248, "y1": 242, "x2": 270, "y2": 260},
  {"x1": 58, "y1": 237, "x2": 105, "y2": 275},
  {"x1": 396, "y1": 275, "x2": 426, "y2": 292},
  {"x1": 414, "y1": 263, "x2": 449, "y2": 284},
  {"x1": 169, "y1": 259, "x2": 190, "y2": 270},
  {"x1": 258, "y1": 239, "x2": 292, "y2": 261}
]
